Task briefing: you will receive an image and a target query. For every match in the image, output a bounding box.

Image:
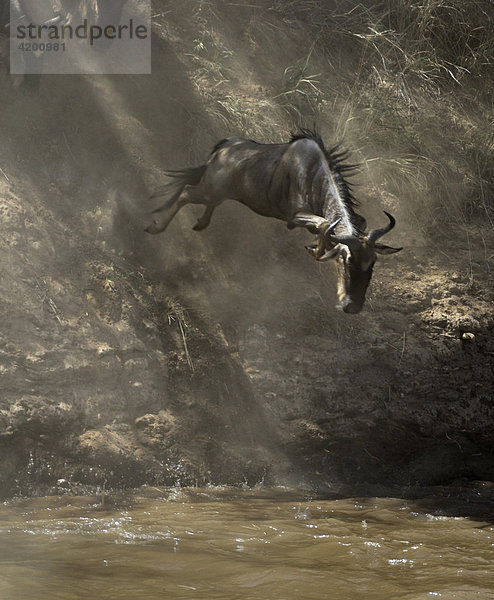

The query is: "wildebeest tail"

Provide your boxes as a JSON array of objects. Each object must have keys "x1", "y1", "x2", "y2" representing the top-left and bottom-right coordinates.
[{"x1": 150, "y1": 165, "x2": 207, "y2": 213}]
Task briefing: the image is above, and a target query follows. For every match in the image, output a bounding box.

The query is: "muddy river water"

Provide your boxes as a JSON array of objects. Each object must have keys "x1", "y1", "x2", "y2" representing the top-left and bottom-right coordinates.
[{"x1": 0, "y1": 487, "x2": 493, "y2": 600}]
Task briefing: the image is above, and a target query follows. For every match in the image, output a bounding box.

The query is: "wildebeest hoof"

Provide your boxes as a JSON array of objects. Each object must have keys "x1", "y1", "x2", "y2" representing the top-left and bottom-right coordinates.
[
  {"x1": 193, "y1": 220, "x2": 208, "y2": 231},
  {"x1": 145, "y1": 223, "x2": 159, "y2": 234}
]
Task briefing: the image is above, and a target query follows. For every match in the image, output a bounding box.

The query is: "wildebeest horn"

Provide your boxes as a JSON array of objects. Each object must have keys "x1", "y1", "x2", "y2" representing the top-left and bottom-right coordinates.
[
  {"x1": 367, "y1": 211, "x2": 396, "y2": 245},
  {"x1": 323, "y1": 217, "x2": 362, "y2": 255},
  {"x1": 323, "y1": 217, "x2": 342, "y2": 237},
  {"x1": 328, "y1": 234, "x2": 361, "y2": 253},
  {"x1": 325, "y1": 218, "x2": 363, "y2": 252}
]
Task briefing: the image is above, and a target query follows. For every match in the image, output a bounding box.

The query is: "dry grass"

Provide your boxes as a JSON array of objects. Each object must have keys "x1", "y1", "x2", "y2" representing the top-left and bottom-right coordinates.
[
  {"x1": 316, "y1": 0, "x2": 494, "y2": 228},
  {"x1": 167, "y1": 300, "x2": 194, "y2": 372},
  {"x1": 160, "y1": 0, "x2": 494, "y2": 239}
]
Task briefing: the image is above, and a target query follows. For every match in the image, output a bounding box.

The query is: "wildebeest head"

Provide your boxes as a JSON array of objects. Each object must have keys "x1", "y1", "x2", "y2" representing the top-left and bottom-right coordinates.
[{"x1": 301, "y1": 212, "x2": 401, "y2": 314}]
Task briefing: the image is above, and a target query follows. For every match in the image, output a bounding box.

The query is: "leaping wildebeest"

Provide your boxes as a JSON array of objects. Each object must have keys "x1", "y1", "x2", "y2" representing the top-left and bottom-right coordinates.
[{"x1": 146, "y1": 130, "x2": 402, "y2": 314}]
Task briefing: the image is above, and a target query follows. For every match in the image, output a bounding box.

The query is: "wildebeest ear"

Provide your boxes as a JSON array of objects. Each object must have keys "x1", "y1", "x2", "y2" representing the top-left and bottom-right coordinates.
[{"x1": 374, "y1": 243, "x2": 402, "y2": 254}]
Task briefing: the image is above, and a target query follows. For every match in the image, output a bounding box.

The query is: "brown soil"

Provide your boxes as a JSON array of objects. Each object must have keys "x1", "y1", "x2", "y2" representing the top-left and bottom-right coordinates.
[{"x1": 0, "y1": 1, "x2": 493, "y2": 499}]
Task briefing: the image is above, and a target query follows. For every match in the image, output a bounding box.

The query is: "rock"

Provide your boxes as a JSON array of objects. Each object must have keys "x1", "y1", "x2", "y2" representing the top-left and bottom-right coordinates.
[{"x1": 134, "y1": 411, "x2": 176, "y2": 449}]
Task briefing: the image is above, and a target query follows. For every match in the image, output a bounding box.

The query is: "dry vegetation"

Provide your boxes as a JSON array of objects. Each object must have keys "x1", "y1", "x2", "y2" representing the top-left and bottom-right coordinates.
[{"x1": 156, "y1": 0, "x2": 494, "y2": 241}]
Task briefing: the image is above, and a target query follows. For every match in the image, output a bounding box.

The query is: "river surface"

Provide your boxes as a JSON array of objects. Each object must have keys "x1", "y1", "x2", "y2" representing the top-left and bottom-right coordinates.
[{"x1": 1, "y1": 486, "x2": 493, "y2": 600}]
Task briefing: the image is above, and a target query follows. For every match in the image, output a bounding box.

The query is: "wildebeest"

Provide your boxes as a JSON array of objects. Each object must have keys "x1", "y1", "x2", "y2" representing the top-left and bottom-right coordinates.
[{"x1": 147, "y1": 130, "x2": 401, "y2": 314}]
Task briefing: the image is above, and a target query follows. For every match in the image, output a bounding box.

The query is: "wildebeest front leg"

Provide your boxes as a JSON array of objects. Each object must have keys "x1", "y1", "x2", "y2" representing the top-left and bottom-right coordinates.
[
  {"x1": 290, "y1": 212, "x2": 330, "y2": 259},
  {"x1": 305, "y1": 236, "x2": 326, "y2": 259}
]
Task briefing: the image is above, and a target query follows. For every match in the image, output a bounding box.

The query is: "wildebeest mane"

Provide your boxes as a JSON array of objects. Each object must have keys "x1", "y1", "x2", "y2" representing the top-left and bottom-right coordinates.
[
  {"x1": 209, "y1": 129, "x2": 363, "y2": 232},
  {"x1": 290, "y1": 128, "x2": 359, "y2": 214}
]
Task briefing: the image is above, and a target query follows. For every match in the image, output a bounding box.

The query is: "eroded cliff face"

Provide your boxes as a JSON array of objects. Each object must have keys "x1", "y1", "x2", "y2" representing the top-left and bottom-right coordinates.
[
  {"x1": 0, "y1": 173, "x2": 280, "y2": 495},
  {"x1": 0, "y1": 1, "x2": 493, "y2": 498}
]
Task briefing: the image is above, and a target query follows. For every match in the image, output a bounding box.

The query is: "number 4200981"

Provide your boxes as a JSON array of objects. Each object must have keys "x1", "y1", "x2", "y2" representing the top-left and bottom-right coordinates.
[{"x1": 17, "y1": 42, "x2": 66, "y2": 52}]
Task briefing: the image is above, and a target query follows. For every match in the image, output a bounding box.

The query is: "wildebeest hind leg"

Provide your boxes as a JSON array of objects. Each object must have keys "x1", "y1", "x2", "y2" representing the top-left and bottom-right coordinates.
[
  {"x1": 193, "y1": 206, "x2": 215, "y2": 231},
  {"x1": 146, "y1": 184, "x2": 205, "y2": 234}
]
